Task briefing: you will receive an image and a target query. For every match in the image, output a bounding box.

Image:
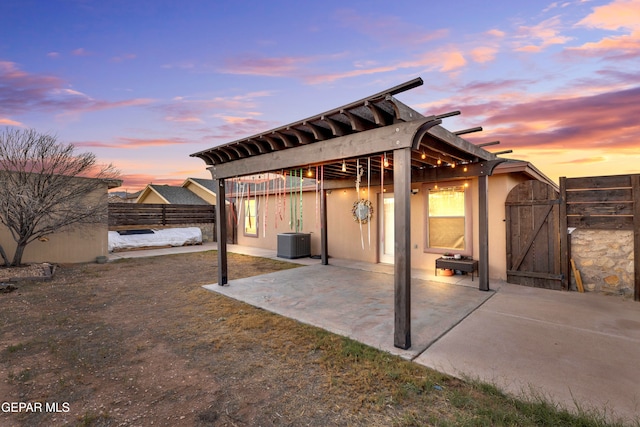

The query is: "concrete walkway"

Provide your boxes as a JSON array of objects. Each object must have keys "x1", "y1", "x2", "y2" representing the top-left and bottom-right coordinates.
[{"x1": 109, "y1": 243, "x2": 640, "y2": 424}]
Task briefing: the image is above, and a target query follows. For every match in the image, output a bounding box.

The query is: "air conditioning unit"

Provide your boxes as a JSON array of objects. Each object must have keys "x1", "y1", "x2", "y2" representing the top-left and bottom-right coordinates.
[{"x1": 277, "y1": 233, "x2": 311, "y2": 259}]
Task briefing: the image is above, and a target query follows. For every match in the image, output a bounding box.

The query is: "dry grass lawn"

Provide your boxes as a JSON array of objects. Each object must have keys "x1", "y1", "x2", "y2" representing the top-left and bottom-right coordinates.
[{"x1": 0, "y1": 251, "x2": 633, "y2": 426}]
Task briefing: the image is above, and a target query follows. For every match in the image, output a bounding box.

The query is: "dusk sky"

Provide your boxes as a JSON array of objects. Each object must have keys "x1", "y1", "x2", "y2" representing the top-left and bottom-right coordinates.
[{"x1": 1, "y1": 0, "x2": 639, "y2": 192}]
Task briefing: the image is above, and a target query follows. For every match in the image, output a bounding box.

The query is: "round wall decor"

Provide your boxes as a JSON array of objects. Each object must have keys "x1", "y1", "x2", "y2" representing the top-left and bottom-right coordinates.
[{"x1": 352, "y1": 199, "x2": 373, "y2": 224}]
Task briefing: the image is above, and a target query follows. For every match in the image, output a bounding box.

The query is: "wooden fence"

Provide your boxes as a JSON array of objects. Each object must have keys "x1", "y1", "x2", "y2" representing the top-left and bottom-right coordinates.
[
  {"x1": 108, "y1": 203, "x2": 215, "y2": 227},
  {"x1": 560, "y1": 174, "x2": 640, "y2": 300}
]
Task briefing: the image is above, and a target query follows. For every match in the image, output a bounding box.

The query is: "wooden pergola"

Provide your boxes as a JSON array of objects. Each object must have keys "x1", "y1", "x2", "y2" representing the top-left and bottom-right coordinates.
[{"x1": 191, "y1": 77, "x2": 506, "y2": 349}]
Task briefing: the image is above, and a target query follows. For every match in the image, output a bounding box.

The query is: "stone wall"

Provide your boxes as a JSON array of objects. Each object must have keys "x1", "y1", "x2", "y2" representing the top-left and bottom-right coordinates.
[{"x1": 570, "y1": 229, "x2": 634, "y2": 298}]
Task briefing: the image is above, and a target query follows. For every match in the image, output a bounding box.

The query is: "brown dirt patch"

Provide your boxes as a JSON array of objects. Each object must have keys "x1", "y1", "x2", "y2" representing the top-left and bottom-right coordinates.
[{"x1": 0, "y1": 252, "x2": 389, "y2": 426}]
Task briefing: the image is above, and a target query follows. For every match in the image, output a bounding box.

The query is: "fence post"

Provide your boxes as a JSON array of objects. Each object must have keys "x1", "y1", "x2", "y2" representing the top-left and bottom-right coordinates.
[
  {"x1": 632, "y1": 175, "x2": 640, "y2": 301},
  {"x1": 162, "y1": 205, "x2": 166, "y2": 226},
  {"x1": 559, "y1": 177, "x2": 569, "y2": 291}
]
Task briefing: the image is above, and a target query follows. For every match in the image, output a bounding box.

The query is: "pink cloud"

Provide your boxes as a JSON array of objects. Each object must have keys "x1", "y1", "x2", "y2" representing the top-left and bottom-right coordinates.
[
  {"x1": 111, "y1": 53, "x2": 137, "y2": 63},
  {"x1": 462, "y1": 86, "x2": 640, "y2": 152},
  {"x1": 157, "y1": 91, "x2": 273, "y2": 124},
  {"x1": 205, "y1": 117, "x2": 276, "y2": 141},
  {"x1": 567, "y1": 0, "x2": 640, "y2": 59},
  {"x1": 115, "y1": 173, "x2": 187, "y2": 191},
  {"x1": 556, "y1": 156, "x2": 607, "y2": 165},
  {"x1": 486, "y1": 29, "x2": 506, "y2": 38},
  {"x1": 71, "y1": 48, "x2": 91, "y2": 56},
  {"x1": 0, "y1": 118, "x2": 23, "y2": 126},
  {"x1": 306, "y1": 48, "x2": 468, "y2": 84},
  {"x1": 461, "y1": 78, "x2": 535, "y2": 93},
  {"x1": 577, "y1": 0, "x2": 640, "y2": 31},
  {"x1": 334, "y1": 9, "x2": 449, "y2": 46},
  {"x1": 440, "y1": 51, "x2": 467, "y2": 71},
  {"x1": 220, "y1": 55, "x2": 311, "y2": 77},
  {"x1": 470, "y1": 46, "x2": 499, "y2": 63},
  {"x1": 565, "y1": 32, "x2": 640, "y2": 60},
  {"x1": 0, "y1": 61, "x2": 154, "y2": 117},
  {"x1": 76, "y1": 137, "x2": 190, "y2": 149},
  {"x1": 514, "y1": 16, "x2": 572, "y2": 52}
]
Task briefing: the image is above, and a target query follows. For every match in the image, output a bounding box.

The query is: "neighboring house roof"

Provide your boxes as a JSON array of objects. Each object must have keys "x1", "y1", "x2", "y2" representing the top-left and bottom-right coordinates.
[
  {"x1": 136, "y1": 184, "x2": 209, "y2": 205},
  {"x1": 184, "y1": 177, "x2": 217, "y2": 193}
]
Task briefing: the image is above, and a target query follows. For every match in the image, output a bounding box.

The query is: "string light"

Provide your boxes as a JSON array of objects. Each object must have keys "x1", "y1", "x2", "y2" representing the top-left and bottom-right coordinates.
[
  {"x1": 463, "y1": 165, "x2": 468, "y2": 172},
  {"x1": 437, "y1": 158, "x2": 442, "y2": 165},
  {"x1": 383, "y1": 153, "x2": 389, "y2": 168},
  {"x1": 341, "y1": 159, "x2": 346, "y2": 172},
  {"x1": 451, "y1": 162, "x2": 456, "y2": 168},
  {"x1": 307, "y1": 166, "x2": 313, "y2": 177},
  {"x1": 421, "y1": 151, "x2": 426, "y2": 160}
]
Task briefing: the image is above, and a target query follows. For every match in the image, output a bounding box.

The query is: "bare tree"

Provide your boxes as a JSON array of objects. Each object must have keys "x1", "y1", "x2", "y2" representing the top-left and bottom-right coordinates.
[{"x1": 0, "y1": 128, "x2": 120, "y2": 267}]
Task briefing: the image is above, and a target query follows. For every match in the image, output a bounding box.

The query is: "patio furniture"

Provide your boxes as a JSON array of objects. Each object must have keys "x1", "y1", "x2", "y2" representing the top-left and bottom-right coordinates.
[{"x1": 436, "y1": 257, "x2": 479, "y2": 281}]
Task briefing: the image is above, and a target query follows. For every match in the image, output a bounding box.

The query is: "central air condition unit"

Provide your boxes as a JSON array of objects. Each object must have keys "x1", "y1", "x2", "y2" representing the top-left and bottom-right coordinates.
[{"x1": 277, "y1": 233, "x2": 311, "y2": 259}]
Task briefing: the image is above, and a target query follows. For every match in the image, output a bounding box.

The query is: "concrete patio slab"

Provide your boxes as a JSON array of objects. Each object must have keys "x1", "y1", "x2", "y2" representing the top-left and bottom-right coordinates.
[
  {"x1": 415, "y1": 282, "x2": 640, "y2": 423},
  {"x1": 204, "y1": 263, "x2": 494, "y2": 359}
]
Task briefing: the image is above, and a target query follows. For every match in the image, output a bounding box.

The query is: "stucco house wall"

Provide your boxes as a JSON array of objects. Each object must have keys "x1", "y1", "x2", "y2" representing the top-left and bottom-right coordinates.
[
  {"x1": 233, "y1": 167, "x2": 538, "y2": 281},
  {"x1": 0, "y1": 182, "x2": 111, "y2": 264},
  {"x1": 137, "y1": 191, "x2": 166, "y2": 204}
]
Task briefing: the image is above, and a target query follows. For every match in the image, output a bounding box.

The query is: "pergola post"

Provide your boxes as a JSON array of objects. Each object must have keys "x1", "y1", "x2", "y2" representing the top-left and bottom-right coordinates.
[
  {"x1": 215, "y1": 178, "x2": 228, "y2": 286},
  {"x1": 478, "y1": 174, "x2": 490, "y2": 291},
  {"x1": 321, "y1": 187, "x2": 329, "y2": 265},
  {"x1": 394, "y1": 147, "x2": 412, "y2": 349}
]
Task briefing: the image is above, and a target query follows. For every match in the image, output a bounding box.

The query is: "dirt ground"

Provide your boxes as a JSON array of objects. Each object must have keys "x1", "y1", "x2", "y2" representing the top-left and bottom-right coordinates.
[
  {"x1": 1, "y1": 252, "x2": 419, "y2": 426},
  {"x1": 1, "y1": 252, "x2": 631, "y2": 427}
]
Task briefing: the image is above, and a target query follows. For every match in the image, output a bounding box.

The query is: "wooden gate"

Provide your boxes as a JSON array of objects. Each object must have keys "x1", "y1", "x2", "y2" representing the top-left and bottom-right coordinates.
[{"x1": 505, "y1": 180, "x2": 562, "y2": 289}]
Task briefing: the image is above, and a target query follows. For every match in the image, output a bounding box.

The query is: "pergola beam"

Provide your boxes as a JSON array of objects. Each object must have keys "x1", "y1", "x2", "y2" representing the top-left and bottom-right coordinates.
[{"x1": 208, "y1": 118, "x2": 437, "y2": 179}]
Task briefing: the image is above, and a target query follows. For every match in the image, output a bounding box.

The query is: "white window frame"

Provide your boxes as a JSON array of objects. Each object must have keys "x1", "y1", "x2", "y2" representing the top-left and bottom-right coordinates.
[
  {"x1": 423, "y1": 181, "x2": 473, "y2": 256},
  {"x1": 243, "y1": 198, "x2": 259, "y2": 237}
]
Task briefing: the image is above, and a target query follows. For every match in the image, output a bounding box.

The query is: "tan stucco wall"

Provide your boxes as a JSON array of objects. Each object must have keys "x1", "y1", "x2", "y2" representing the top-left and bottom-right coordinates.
[
  {"x1": 138, "y1": 191, "x2": 166, "y2": 204},
  {"x1": 184, "y1": 182, "x2": 216, "y2": 204},
  {"x1": 231, "y1": 173, "x2": 538, "y2": 280},
  {"x1": 235, "y1": 191, "x2": 322, "y2": 254},
  {"x1": 325, "y1": 187, "x2": 379, "y2": 263},
  {"x1": 0, "y1": 184, "x2": 110, "y2": 264}
]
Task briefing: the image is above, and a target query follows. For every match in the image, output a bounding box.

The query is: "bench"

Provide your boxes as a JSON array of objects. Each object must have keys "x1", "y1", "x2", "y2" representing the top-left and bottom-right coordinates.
[{"x1": 435, "y1": 258, "x2": 479, "y2": 281}]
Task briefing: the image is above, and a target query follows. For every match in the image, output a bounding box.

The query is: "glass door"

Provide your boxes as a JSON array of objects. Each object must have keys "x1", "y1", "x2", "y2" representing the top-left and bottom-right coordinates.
[{"x1": 379, "y1": 193, "x2": 394, "y2": 264}]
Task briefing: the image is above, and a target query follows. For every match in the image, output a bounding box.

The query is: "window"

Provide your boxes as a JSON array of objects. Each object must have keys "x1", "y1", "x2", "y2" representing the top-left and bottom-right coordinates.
[
  {"x1": 425, "y1": 183, "x2": 471, "y2": 255},
  {"x1": 243, "y1": 199, "x2": 258, "y2": 237}
]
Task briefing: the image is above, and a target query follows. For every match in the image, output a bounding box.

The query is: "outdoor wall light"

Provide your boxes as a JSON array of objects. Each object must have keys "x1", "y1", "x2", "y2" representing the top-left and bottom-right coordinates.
[{"x1": 411, "y1": 188, "x2": 419, "y2": 195}]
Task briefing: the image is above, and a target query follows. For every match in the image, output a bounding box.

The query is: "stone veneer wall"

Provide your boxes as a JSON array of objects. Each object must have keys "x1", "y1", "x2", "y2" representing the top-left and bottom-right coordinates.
[{"x1": 570, "y1": 229, "x2": 634, "y2": 298}]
